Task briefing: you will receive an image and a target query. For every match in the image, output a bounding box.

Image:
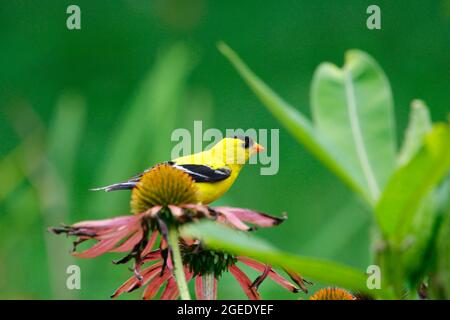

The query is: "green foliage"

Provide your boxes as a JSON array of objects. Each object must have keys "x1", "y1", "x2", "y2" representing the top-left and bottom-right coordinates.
[
  {"x1": 183, "y1": 221, "x2": 389, "y2": 298},
  {"x1": 397, "y1": 100, "x2": 432, "y2": 166},
  {"x1": 312, "y1": 50, "x2": 396, "y2": 201},
  {"x1": 376, "y1": 124, "x2": 450, "y2": 243},
  {"x1": 219, "y1": 43, "x2": 450, "y2": 299},
  {"x1": 0, "y1": 2, "x2": 448, "y2": 300},
  {"x1": 430, "y1": 192, "x2": 450, "y2": 299},
  {"x1": 219, "y1": 42, "x2": 373, "y2": 205}
]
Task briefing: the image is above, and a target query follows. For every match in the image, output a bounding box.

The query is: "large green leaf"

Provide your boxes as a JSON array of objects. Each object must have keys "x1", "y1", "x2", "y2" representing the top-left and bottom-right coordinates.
[
  {"x1": 218, "y1": 42, "x2": 372, "y2": 204},
  {"x1": 311, "y1": 50, "x2": 396, "y2": 201},
  {"x1": 182, "y1": 221, "x2": 390, "y2": 298},
  {"x1": 394, "y1": 100, "x2": 433, "y2": 284},
  {"x1": 397, "y1": 100, "x2": 432, "y2": 166},
  {"x1": 375, "y1": 124, "x2": 450, "y2": 243}
]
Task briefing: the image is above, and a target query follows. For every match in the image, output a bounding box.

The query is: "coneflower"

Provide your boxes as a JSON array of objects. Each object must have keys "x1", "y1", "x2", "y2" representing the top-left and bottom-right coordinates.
[
  {"x1": 50, "y1": 164, "x2": 309, "y2": 299},
  {"x1": 309, "y1": 287, "x2": 355, "y2": 300}
]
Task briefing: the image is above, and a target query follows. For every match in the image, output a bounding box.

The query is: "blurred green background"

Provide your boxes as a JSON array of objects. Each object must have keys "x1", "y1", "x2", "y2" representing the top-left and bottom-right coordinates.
[{"x1": 0, "y1": 0, "x2": 449, "y2": 299}]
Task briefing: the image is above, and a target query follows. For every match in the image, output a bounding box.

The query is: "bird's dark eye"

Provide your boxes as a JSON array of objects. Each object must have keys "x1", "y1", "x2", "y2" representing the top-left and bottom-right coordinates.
[
  {"x1": 233, "y1": 135, "x2": 253, "y2": 149},
  {"x1": 243, "y1": 136, "x2": 250, "y2": 149}
]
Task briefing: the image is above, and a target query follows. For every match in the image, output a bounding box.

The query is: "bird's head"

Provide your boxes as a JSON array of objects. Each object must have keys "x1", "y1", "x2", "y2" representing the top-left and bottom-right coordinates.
[{"x1": 212, "y1": 136, "x2": 264, "y2": 165}]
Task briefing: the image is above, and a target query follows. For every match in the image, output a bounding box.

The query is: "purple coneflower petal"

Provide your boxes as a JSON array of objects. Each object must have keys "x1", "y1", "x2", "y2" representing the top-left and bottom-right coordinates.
[
  {"x1": 111, "y1": 261, "x2": 164, "y2": 298},
  {"x1": 238, "y1": 257, "x2": 300, "y2": 293},
  {"x1": 73, "y1": 236, "x2": 124, "y2": 258},
  {"x1": 143, "y1": 270, "x2": 171, "y2": 300},
  {"x1": 284, "y1": 269, "x2": 310, "y2": 293},
  {"x1": 110, "y1": 229, "x2": 143, "y2": 253},
  {"x1": 72, "y1": 215, "x2": 138, "y2": 230},
  {"x1": 229, "y1": 265, "x2": 261, "y2": 300},
  {"x1": 195, "y1": 276, "x2": 204, "y2": 300},
  {"x1": 217, "y1": 210, "x2": 252, "y2": 231},
  {"x1": 215, "y1": 207, "x2": 285, "y2": 228},
  {"x1": 141, "y1": 231, "x2": 158, "y2": 257},
  {"x1": 168, "y1": 205, "x2": 184, "y2": 219},
  {"x1": 160, "y1": 278, "x2": 179, "y2": 300}
]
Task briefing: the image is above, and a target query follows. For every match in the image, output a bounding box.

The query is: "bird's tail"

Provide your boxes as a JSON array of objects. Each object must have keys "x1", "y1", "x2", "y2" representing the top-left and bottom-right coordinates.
[{"x1": 90, "y1": 182, "x2": 137, "y2": 192}]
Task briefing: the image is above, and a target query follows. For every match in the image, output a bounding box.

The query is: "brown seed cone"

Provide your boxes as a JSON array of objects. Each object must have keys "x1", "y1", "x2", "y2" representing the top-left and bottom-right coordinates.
[
  {"x1": 130, "y1": 164, "x2": 198, "y2": 214},
  {"x1": 309, "y1": 287, "x2": 355, "y2": 300}
]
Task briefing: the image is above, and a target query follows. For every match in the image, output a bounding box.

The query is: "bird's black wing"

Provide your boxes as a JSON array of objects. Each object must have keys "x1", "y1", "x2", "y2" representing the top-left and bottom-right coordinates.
[
  {"x1": 91, "y1": 161, "x2": 230, "y2": 192},
  {"x1": 171, "y1": 163, "x2": 231, "y2": 183}
]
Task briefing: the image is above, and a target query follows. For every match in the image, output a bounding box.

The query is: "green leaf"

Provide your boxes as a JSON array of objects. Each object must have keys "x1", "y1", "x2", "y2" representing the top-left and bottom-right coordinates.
[
  {"x1": 397, "y1": 100, "x2": 432, "y2": 166},
  {"x1": 218, "y1": 42, "x2": 372, "y2": 204},
  {"x1": 182, "y1": 221, "x2": 389, "y2": 298},
  {"x1": 311, "y1": 50, "x2": 396, "y2": 201},
  {"x1": 430, "y1": 188, "x2": 450, "y2": 299},
  {"x1": 403, "y1": 179, "x2": 450, "y2": 288},
  {"x1": 375, "y1": 124, "x2": 450, "y2": 243}
]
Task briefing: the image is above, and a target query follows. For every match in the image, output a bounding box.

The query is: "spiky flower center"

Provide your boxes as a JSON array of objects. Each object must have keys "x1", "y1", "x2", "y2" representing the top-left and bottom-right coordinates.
[
  {"x1": 181, "y1": 242, "x2": 236, "y2": 278},
  {"x1": 309, "y1": 287, "x2": 355, "y2": 300},
  {"x1": 131, "y1": 164, "x2": 198, "y2": 214}
]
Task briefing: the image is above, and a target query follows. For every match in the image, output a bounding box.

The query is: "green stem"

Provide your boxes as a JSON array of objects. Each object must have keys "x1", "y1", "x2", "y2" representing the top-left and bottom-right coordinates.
[{"x1": 168, "y1": 227, "x2": 191, "y2": 300}]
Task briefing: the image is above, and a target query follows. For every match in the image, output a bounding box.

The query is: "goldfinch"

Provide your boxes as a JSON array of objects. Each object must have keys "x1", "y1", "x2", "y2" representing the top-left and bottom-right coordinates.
[{"x1": 93, "y1": 136, "x2": 264, "y2": 204}]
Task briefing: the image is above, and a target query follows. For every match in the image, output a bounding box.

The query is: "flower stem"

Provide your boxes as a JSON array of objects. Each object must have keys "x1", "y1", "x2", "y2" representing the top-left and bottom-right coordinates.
[
  {"x1": 202, "y1": 273, "x2": 215, "y2": 300},
  {"x1": 168, "y1": 227, "x2": 191, "y2": 300}
]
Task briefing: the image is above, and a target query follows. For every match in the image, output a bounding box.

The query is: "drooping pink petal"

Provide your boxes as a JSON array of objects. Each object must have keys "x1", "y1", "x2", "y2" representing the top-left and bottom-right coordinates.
[
  {"x1": 73, "y1": 237, "x2": 123, "y2": 258},
  {"x1": 111, "y1": 262, "x2": 163, "y2": 298},
  {"x1": 229, "y1": 265, "x2": 261, "y2": 300},
  {"x1": 217, "y1": 209, "x2": 251, "y2": 231},
  {"x1": 160, "y1": 278, "x2": 178, "y2": 300},
  {"x1": 251, "y1": 264, "x2": 271, "y2": 290},
  {"x1": 284, "y1": 269, "x2": 310, "y2": 293},
  {"x1": 238, "y1": 257, "x2": 299, "y2": 293},
  {"x1": 146, "y1": 205, "x2": 163, "y2": 217},
  {"x1": 143, "y1": 271, "x2": 171, "y2": 300},
  {"x1": 160, "y1": 269, "x2": 193, "y2": 300},
  {"x1": 141, "y1": 231, "x2": 159, "y2": 257},
  {"x1": 72, "y1": 215, "x2": 139, "y2": 230},
  {"x1": 215, "y1": 207, "x2": 285, "y2": 227},
  {"x1": 168, "y1": 205, "x2": 184, "y2": 219},
  {"x1": 110, "y1": 229, "x2": 143, "y2": 253},
  {"x1": 142, "y1": 250, "x2": 163, "y2": 263},
  {"x1": 195, "y1": 276, "x2": 204, "y2": 300}
]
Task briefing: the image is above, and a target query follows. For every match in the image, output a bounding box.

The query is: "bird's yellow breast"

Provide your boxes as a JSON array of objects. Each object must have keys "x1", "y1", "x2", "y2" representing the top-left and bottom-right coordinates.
[{"x1": 195, "y1": 168, "x2": 241, "y2": 204}]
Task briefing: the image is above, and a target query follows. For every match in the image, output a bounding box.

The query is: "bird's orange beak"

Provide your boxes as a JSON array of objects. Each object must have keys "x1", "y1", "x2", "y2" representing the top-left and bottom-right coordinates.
[{"x1": 252, "y1": 143, "x2": 265, "y2": 153}]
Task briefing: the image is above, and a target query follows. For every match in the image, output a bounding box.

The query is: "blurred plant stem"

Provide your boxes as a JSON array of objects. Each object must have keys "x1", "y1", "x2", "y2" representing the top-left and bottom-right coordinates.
[
  {"x1": 3, "y1": 95, "x2": 85, "y2": 298},
  {"x1": 168, "y1": 227, "x2": 191, "y2": 300},
  {"x1": 202, "y1": 273, "x2": 215, "y2": 300},
  {"x1": 88, "y1": 42, "x2": 195, "y2": 216}
]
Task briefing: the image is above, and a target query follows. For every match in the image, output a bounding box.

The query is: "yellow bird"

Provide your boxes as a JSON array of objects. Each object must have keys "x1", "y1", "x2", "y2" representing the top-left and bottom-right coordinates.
[{"x1": 93, "y1": 136, "x2": 264, "y2": 204}]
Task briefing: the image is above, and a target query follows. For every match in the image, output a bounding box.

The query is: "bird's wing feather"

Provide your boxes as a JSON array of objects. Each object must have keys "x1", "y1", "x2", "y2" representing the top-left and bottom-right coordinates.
[
  {"x1": 91, "y1": 161, "x2": 231, "y2": 192},
  {"x1": 171, "y1": 163, "x2": 231, "y2": 182}
]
